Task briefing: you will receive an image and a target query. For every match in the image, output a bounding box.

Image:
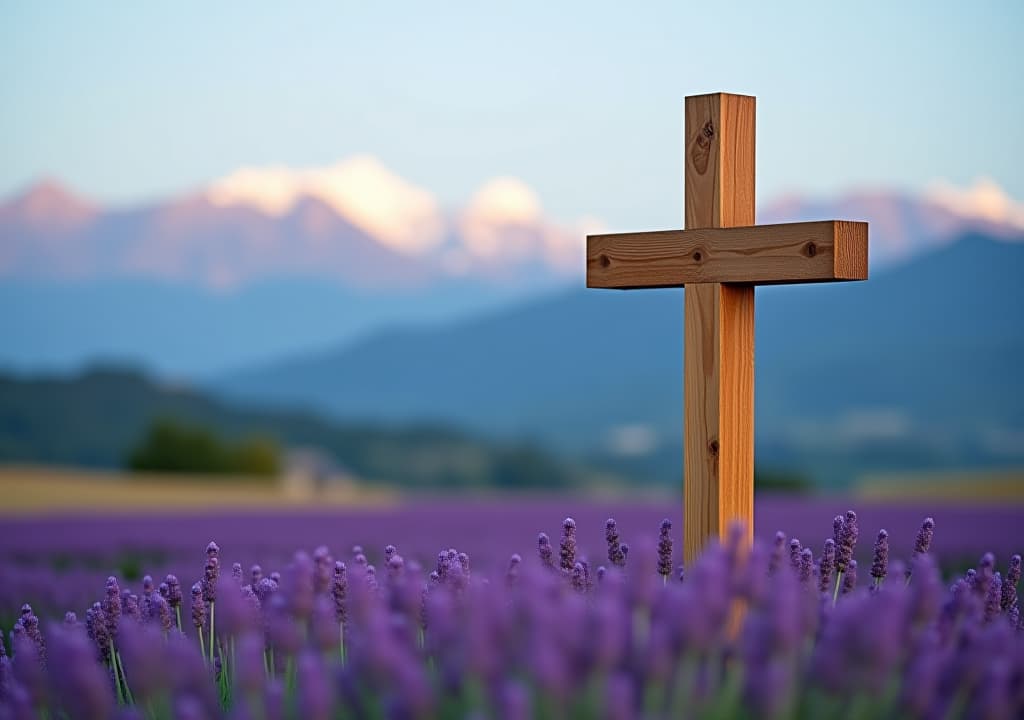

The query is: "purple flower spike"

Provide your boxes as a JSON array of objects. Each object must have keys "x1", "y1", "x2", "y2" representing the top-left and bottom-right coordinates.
[
  {"x1": 870, "y1": 530, "x2": 889, "y2": 585},
  {"x1": 789, "y1": 538, "x2": 803, "y2": 573},
  {"x1": 191, "y1": 582, "x2": 207, "y2": 631},
  {"x1": 232, "y1": 562, "x2": 243, "y2": 583},
  {"x1": 836, "y1": 510, "x2": 858, "y2": 572},
  {"x1": 206, "y1": 541, "x2": 220, "y2": 558},
  {"x1": 657, "y1": 519, "x2": 673, "y2": 579},
  {"x1": 251, "y1": 564, "x2": 263, "y2": 586},
  {"x1": 677, "y1": 563, "x2": 685, "y2": 583},
  {"x1": 312, "y1": 545, "x2": 333, "y2": 595},
  {"x1": 620, "y1": 543, "x2": 629, "y2": 565},
  {"x1": 103, "y1": 576, "x2": 122, "y2": 641},
  {"x1": 384, "y1": 544, "x2": 397, "y2": 560},
  {"x1": 984, "y1": 572, "x2": 1002, "y2": 622},
  {"x1": 331, "y1": 561, "x2": 348, "y2": 625},
  {"x1": 150, "y1": 592, "x2": 173, "y2": 633},
  {"x1": 64, "y1": 611, "x2": 77, "y2": 626},
  {"x1": 123, "y1": 592, "x2": 141, "y2": 622},
  {"x1": 538, "y1": 532, "x2": 555, "y2": 569},
  {"x1": 799, "y1": 548, "x2": 814, "y2": 584},
  {"x1": 560, "y1": 517, "x2": 577, "y2": 572},
  {"x1": 913, "y1": 517, "x2": 935, "y2": 557},
  {"x1": 769, "y1": 531, "x2": 786, "y2": 575},
  {"x1": 505, "y1": 553, "x2": 522, "y2": 587},
  {"x1": 597, "y1": 565, "x2": 607, "y2": 582},
  {"x1": 841, "y1": 560, "x2": 857, "y2": 595},
  {"x1": 571, "y1": 562, "x2": 586, "y2": 592},
  {"x1": 165, "y1": 574, "x2": 182, "y2": 609},
  {"x1": 203, "y1": 556, "x2": 220, "y2": 603},
  {"x1": 1001, "y1": 554, "x2": 1020, "y2": 611},
  {"x1": 606, "y1": 518, "x2": 626, "y2": 567},
  {"x1": 818, "y1": 539, "x2": 836, "y2": 594}
]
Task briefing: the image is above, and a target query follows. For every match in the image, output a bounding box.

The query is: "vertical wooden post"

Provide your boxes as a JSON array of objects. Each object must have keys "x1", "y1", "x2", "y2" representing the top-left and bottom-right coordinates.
[{"x1": 683, "y1": 93, "x2": 756, "y2": 565}]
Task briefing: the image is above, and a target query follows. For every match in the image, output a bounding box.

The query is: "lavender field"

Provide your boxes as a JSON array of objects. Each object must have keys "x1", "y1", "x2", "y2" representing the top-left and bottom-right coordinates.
[
  {"x1": 2, "y1": 497, "x2": 1021, "y2": 622},
  {"x1": 1, "y1": 496, "x2": 1023, "y2": 719}
]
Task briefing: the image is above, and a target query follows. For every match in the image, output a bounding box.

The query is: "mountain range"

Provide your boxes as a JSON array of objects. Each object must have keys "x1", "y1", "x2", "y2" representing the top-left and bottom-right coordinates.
[{"x1": 2, "y1": 158, "x2": 1023, "y2": 376}]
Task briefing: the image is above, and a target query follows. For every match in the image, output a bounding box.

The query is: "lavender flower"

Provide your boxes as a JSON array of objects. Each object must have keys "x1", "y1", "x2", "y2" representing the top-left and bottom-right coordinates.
[
  {"x1": 605, "y1": 518, "x2": 626, "y2": 567},
  {"x1": 789, "y1": 538, "x2": 803, "y2": 573},
  {"x1": 571, "y1": 562, "x2": 586, "y2": 592},
  {"x1": 165, "y1": 574, "x2": 182, "y2": 609},
  {"x1": 912, "y1": 517, "x2": 935, "y2": 558},
  {"x1": 251, "y1": 564, "x2": 263, "y2": 586},
  {"x1": 835, "y1": 510, "x2": 858, "y2": 572},
  {"x1": 102, "y1": 576, "x2": 122, "y2": 641},
  {"x1": 64, "y1": 611, "x2": 77, "y2": 626},
  {"x1": 768, "y1": 531, "x2": 786, "y2": 575},
  {"x1": 818, "y1": 539, "x2": 836, "y2": 594},
  {"x1": 657, "y1": 518, "x2": 673, "y2": 580},
  {"x1": 150, "y1": 591, "x2": 173, "y2": 633},
  {"x1": 870, "y1": 529, "x2": 889, "y2": 585},
  {"x1": 331, "y1": 561, "x2": 348, "y2": 625},
  {"x1": 123, "y1": 592, "x2": 142, "y2": 622},
  {"x1": 505, "y1": 553, "x2": 522, "y2": 587},
  {"x1": 190, "y1": 582, "x2": 207, "y2": 631},
  {"x1": 537, "y1": 532, "x2": 554, "y2": 569},
  {"x1": 203, "y1": 556, "x2": 220, "y2": 603},
  {"x1": 1001, "y1": 554, "x2": 1020, "y2": 611},
  {"x1": 85, "y1": 602, "x2": 110, "y2": 663},
  {"x1": 313, "y1": 545, "x2": 333, "y2": 594},
  {"x1": 841, "y1": 560, "x2": 857, "y2": 595},
  {"x1": 232, "y1": 562, "x2": 243, "y2": 584},
  {"x1": 984, "y1": 572, "x2": 1002, "y2": 622},
  {"x1": 620, "y1": 543, "x2": 629, "y2": 566},
  {"x1": 799, "y1": 548, "x2": 814, "y2": 585},
  {"x1": 559, "y1": 517, "x2": 577, "y2": 572}
]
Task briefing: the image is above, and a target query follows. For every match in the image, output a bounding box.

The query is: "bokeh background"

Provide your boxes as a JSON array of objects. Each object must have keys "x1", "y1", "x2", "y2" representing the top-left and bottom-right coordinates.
[{"x1": 1, "y1": 2, "x2": 1022, "y2": 617}]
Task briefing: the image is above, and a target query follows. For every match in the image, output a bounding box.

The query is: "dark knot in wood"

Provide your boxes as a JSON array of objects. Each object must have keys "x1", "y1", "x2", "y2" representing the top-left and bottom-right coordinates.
[
  {"x1": 598, "y1": 254, "x2": 611, "y2": 268},
  {"x1": 708, "y1": 440, "x2": 720, "y2": 456},
  {"x1": 804, "y1": 241, "x2": 817, "y2": 258},
  {"x1": 690, "y1": 120, "x2": 715, "y2": 175},
  {"x1": 692, "y1": 251, "x2": 702, "y2": 262}
]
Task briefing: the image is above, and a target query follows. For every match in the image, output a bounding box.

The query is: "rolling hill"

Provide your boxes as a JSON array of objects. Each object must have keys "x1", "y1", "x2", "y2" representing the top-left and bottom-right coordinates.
[{"x1": 216, "y1": 234, "x2": 1024, "y2": 487}]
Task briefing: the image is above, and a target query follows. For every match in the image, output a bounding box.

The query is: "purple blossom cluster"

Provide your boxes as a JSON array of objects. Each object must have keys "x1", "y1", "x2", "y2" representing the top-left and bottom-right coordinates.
[{"x1": 0, "y1": 511, "x2": 1021, "y2": 719}]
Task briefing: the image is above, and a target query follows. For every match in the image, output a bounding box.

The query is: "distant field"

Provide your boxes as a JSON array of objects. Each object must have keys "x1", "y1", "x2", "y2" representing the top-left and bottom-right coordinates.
[
  {"x1": 0, "y1": 465, "x2": 396, "y2": 514},
  {"x1": 856, "y1": 468, "x2": 1024, "y2": 503}
]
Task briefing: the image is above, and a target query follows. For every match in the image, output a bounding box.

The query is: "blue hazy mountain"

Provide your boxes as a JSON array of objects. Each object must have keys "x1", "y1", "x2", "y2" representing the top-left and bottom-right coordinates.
[{"x1": 215, "y1": 234, "x2": 1024, "y2": 486}]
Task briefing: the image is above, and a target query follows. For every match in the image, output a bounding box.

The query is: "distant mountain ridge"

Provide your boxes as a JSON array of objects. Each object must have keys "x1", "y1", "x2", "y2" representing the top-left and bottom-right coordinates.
[
  {"x1": 2, "y1": 163, "x2": 1023, "y2": 376},
  {"x1": 215, "y1": 233, "x2": 1024, "y2": 487}
]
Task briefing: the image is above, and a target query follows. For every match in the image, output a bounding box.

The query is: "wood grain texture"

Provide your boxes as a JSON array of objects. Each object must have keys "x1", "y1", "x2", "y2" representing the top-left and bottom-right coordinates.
[
  {"x1": 587, "y1": 220, "x2": 868, "y2": 288},
  {"x1": 683, "y1": 93, "x2": 756, "y2": 566}
]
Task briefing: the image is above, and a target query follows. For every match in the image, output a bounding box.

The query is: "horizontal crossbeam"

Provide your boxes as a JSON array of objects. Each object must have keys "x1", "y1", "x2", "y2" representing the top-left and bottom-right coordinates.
[{"x1": 587, "y1": 220, "x2": 868, "y2": 288}]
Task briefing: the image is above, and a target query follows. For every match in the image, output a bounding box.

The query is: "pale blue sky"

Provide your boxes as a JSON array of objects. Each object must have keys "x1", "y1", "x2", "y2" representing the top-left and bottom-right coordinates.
[{"x1": 1, "y1": 1, "x2": 1021, "y2": 230}]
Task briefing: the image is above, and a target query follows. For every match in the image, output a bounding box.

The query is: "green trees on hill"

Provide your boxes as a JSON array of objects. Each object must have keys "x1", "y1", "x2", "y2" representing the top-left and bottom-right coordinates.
[{"x1": 126, "y1": 418, "x2": 280, "y2": 477}]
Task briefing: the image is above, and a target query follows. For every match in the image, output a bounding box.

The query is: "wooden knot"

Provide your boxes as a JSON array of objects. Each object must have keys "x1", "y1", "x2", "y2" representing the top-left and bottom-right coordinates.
[
  {"x1": 804, "y1": 241, "x2": 817, "y2": 258},
  {"x1": 690, "y1": 120, "x2": 715, "y2": 175},
  {"x1": 598, "y1": 254, "x2": 611, "y2": 268},
  {"x1": 708, "y1": 440, "x2": 720, "y2": 456},
  {"x1": 691, "y1": 250, "x2": 703, "y2": 263}
]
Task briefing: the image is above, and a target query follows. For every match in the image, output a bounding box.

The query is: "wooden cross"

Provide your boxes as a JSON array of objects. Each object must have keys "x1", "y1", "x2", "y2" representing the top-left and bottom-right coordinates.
[{"x1": 586, "y1": 93, "x2": 868, "y2": 564}]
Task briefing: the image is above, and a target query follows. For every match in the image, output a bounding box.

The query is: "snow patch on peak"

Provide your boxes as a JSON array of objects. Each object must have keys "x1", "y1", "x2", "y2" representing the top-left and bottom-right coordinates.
[
  {"x1": 924, "y1": 177, "x2": 1024, "y2": 231},
  {"x1": 206, "y1": 155, "x2": 445, "y2": 255}
]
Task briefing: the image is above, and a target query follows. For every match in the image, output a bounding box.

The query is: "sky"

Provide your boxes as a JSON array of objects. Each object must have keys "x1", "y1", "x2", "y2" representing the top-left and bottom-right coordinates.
[{"x1": 1, "y1": 1, "x2": 1022, "y2": 231}]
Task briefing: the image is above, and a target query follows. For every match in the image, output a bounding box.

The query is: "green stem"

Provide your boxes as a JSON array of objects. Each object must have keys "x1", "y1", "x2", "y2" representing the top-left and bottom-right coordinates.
[
  {"x1": 109, "y1": 653, "x2": 125, "y2": 705},
  {"x1": 833, "y1": 571, "x2": 844, "y2": 606},
  {"x1": 175, "y1": 606, "x2": 182, "y2": 632},
  {"x1": 340, "y1": 623, "x2": 347, "y2": 664},
  {"x1": 208, "y1": 601, "x2": 216, "y2": 665},
  {"x1": 115, "y1": 650, "x2": 134, "y2": 705},
  {"x1": 198, "y1": 627, "x2": 206, "y2": 665}
]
